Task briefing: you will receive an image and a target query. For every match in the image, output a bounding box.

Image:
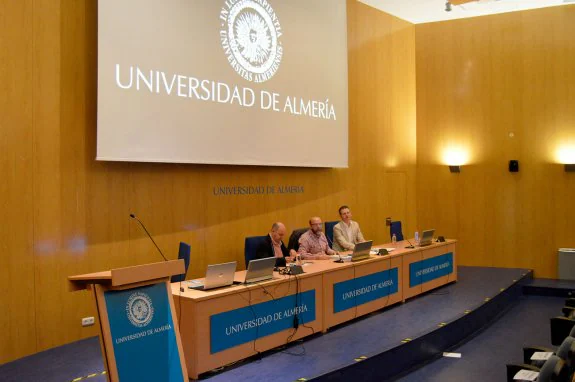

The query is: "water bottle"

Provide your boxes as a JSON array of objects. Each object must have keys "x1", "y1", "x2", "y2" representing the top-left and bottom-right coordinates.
[
  {"x1": 414, "y1": 231, "x2": 419, "y2": 246},
  {"x1": 392, "y1": 233, "x2": 397, "y2": 248}
]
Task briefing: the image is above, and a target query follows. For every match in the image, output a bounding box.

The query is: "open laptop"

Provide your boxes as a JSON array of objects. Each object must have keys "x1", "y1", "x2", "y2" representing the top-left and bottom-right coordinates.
[
  {"x1": 188, "y1": 261, "x2": 237, "y2": 291},
  {"x1": 351, "y1": 240, "x2": 373, "y2": 262},
  {"x1": 245, "y1": 257, "x2": 276, "y2": 284},
  {"x1": 419, "y1": 229, "x2": 435, "y2": 247}
]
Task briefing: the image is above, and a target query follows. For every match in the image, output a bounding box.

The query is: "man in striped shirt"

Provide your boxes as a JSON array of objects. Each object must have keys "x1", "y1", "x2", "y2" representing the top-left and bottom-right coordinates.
[{"x1": 298, "y1": 217, "x2": 339, "y2": 260}]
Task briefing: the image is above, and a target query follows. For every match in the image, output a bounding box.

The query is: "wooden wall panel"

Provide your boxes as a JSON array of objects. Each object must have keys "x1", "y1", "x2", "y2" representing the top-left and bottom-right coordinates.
[
  {"x1": 0, "y1": 0, "x2": 416, "y2": 362},
  {"x1": 0, "y1": 0, "x2": 36, "y2": 364},
  {"x1": 415, "y1": 5, "x2": 575, "y2": 278}
]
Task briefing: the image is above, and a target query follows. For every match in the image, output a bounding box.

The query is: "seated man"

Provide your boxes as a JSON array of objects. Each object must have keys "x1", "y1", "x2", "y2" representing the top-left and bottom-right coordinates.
[
  {"x1": 255, "y1": 222, "x2": 297, "y2": 266},
  {"x1": 332, "y1": 205, "x2": 365, "y2": 252},
  {"x1": 298, "y1": 217, "x2": 338, "y2": 260}
]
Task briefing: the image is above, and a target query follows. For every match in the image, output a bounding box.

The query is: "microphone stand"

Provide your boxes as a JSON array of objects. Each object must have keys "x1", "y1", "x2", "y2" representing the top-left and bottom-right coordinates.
[
  {"x1": 325, "y1": 231, "x2": 344, "y2": 263},
  {"x1": 129, "y1": 213, "x2": 168, "y2": 262}
]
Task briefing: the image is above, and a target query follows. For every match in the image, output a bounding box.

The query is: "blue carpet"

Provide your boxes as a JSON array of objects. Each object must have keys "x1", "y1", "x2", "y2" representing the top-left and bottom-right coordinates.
[{"x1": 0, "y1": 337, "x2": 105, "y2": 382}]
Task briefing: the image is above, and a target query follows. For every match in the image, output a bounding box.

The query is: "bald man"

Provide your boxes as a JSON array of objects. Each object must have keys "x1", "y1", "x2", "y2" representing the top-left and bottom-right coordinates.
[
  {"x1": 297, "y1": 217, "x2": 338, "y2": 260},
  {"x1": 255, "y1": 222, "x2": 297, "y2": 266}
]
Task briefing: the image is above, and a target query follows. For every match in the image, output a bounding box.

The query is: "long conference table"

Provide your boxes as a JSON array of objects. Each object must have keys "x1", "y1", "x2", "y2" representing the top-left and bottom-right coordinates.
[{"x1": 171, "y1": 239, "x2": 457, "y2": 379}]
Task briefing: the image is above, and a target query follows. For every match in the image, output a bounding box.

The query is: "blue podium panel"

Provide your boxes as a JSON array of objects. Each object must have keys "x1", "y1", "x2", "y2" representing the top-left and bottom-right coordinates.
[
  {"x1": 104, "y1": 283, "x2": 184, "y2": 382},
  {"x1": 210, "y1": 289, "x2": 316, "y2": 354},
  {"x1": 409, "y1": 252, "x2": 454, "y2": 287},
  {"x1": 333, "y1": 268, "x2": 399, "y2": 313}
]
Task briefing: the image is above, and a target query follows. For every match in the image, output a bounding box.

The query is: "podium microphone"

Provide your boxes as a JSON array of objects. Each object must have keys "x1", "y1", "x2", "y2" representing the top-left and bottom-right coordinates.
[{"x1": 129, "y1": 214, "x2": 168, "y2": 262}]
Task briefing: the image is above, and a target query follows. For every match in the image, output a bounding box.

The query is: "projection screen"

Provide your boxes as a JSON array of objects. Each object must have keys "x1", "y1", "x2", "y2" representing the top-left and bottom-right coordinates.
[{"x1": 97, "y1": 0, "x2": 348, "y2": 167}]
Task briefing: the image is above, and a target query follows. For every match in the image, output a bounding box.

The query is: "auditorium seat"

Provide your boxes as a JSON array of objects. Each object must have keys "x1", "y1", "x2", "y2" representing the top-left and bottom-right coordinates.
[
  {"x1": 324, "y1": 221, "x2": 338, "y2": 248},
  {"x1": 507, "y1": 355, "x2": 569, "y2": 382},
  {"x1": 244, "y1": 236, "x2": 267, "y2": 268},
  {"x1": 509, "y1": 336, "x2": 575, "y2": 382},
  {"x1": 556, "y1": 336, "x2": 575, "y2": 374},
  {"x1": 506, "y1": 362, "x2": 540, "y2": 382},
  {"x1": 561, "y1": 306, "x2": 575, "y2": 318},
  {"x1": 551, "y1": 316, "x2": 575, "y2": 345},
  {"x1": 537, "y1": 355, "x2": 570, "y2": 382},
  {"x1": 390, "y1": 221, "x2": 404, "y2": 241},
  {"x1": 170, "y1": 242, "x2": 191, "y2": 283},
  {"x1": 565, "y1": 298, "x2": 575, "y2": 308},
  {"x1": 523, "y1": 345, "x2": 554, "y2": 366}
]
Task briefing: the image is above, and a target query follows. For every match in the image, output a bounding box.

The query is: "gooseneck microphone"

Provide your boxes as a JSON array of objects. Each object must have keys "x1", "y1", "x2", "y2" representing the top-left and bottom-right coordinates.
[
  {"x1": 129, "y1": 213, "x2": 168, "y2": 262},
  {"x1": 325, "y1": 234, "x2": 343, "y2": 263},
  {"x1": 405, "y1": 238, "x2": 415, "y2": 249}
]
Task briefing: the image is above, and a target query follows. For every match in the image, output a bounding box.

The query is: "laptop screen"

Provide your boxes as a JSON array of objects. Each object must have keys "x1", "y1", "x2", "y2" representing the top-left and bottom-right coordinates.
[{"x1": 245, "y1": 257, "x2": 276, "y2": 283}]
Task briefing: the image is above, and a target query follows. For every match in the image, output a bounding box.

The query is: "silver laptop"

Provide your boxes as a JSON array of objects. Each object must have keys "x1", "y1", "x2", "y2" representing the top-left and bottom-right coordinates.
[
  {"x1": 351, "y1": 240, "x2": 373, "y2": 262},
  {"x1": 245, "y1": 257, "x2": 277, "y2": 284},
  {"x1": 419, "y1": 229, "x2": 435, "y2": 246},
  {"x1": 188, "y1": 261, "x2": 237, "y2": 291}
]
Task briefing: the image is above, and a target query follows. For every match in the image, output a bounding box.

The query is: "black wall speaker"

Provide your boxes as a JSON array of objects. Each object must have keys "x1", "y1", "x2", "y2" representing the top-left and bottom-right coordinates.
[{"x1": 509, "y1": 160, "x2": 519, "y2": 172}]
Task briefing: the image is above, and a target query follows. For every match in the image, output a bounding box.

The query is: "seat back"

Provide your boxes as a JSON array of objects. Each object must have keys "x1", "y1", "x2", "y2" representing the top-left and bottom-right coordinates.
[
  {"x1": 538, "y1": 355, "x2": 570, "y2": 382},
  {"x1": 551, "y1": 316, "x2": 575, "y2": 346},
  {"x1": 390, "y1": 221, "x2": 404, "y2": 241},
  {"x1": 324, "y1": 221, "x2": 338, "y2": 248},
  {"x1": 287, "y1": 228, "x2": 308, "y2": 252},
  {"x1": 170, "y1": 242, "x2": 191, "y2": 283},
  {"x1": 244, "y1": 236, "x2": 267, "y2": 268},
  {"x1": 557, "y1": 336, "x2": 575, "y2": 369}
]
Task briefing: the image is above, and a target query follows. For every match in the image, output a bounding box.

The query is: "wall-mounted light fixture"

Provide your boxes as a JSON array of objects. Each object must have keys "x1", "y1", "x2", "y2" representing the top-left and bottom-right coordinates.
[
  {"x1": 557, "y1": 145, "x2": 575, "y2": 172},
  {"x1": 449, "y1": 165, "x2": 460, "y2": 173},
  {"x1": 443, "y1": 147, "x2": 468, "y2": 173}
]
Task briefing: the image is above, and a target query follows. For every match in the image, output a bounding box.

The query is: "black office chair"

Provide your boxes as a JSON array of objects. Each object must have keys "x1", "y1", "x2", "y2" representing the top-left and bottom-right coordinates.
[
  {"x1": 287, "y1": 228, "x2": 307, "y2": 252},
  {"x1": 170, "y1": 242, "x2": 191, "y2": 283}
]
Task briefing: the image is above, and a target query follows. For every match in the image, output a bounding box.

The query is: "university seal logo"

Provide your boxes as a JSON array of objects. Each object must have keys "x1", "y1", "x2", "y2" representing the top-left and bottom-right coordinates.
[
  {"x1": 220, "y1": 0, "x2": 283, "y2": 83},
  {"x1": 126, "y1": 292, "x2": 154, "y2": 328}
]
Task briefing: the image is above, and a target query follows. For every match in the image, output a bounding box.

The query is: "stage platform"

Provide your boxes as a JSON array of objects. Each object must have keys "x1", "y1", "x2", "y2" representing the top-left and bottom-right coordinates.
[
  {"x1": 204, "y1": 266, "x2": 531, "y2": 381},
  {"x1": 523, "y1": 277, "x2": 575, "y2": 297},
  {"x1": 0, "y1": 265, "x2": 540, "y2": 382}
]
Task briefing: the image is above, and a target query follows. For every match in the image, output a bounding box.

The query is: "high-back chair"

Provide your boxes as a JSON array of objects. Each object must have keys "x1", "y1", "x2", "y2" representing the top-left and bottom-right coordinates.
[
  {"x1": 390, "y1": 221, "x2": 404, "y2": 241},
  {"x1": 170, "y1": 242, "x2": 191, "y2": 283},
  {"x1": 244, "y1": 236, "x2": 267, "y2": 268},
  {"x1": 324, "y1": 221, "x2": 338, "y2": 248}
]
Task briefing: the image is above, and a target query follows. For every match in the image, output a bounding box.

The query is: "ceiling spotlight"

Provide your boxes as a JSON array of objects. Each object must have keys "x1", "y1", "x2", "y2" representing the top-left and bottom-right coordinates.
[{"x1": 445, "y1": 1, "x2": 452, "y2": 11}]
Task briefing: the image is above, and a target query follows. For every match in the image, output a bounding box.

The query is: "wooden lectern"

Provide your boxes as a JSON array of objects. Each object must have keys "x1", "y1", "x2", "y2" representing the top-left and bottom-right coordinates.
[{"x1": 69, "y1": 260, "x2": 189, "y2": 382}]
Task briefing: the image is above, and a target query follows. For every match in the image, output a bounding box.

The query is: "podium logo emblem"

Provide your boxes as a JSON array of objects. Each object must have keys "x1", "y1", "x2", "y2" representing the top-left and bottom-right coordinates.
[
  {"x1": 126, "y1": 292, "x2": 154, "y2": 327},
  {"x1": 220, "y1": 0, "x2": 283, "y2": 83}
]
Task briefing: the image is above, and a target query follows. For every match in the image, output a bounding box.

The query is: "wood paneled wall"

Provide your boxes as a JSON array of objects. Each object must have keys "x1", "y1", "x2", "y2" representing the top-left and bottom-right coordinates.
[
  {"x1": 415, "y1": 5, "x2": 575, "y2": 278},
  {"x1": 0, "y1": 1, "x2": 416, "y2": 363}
]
